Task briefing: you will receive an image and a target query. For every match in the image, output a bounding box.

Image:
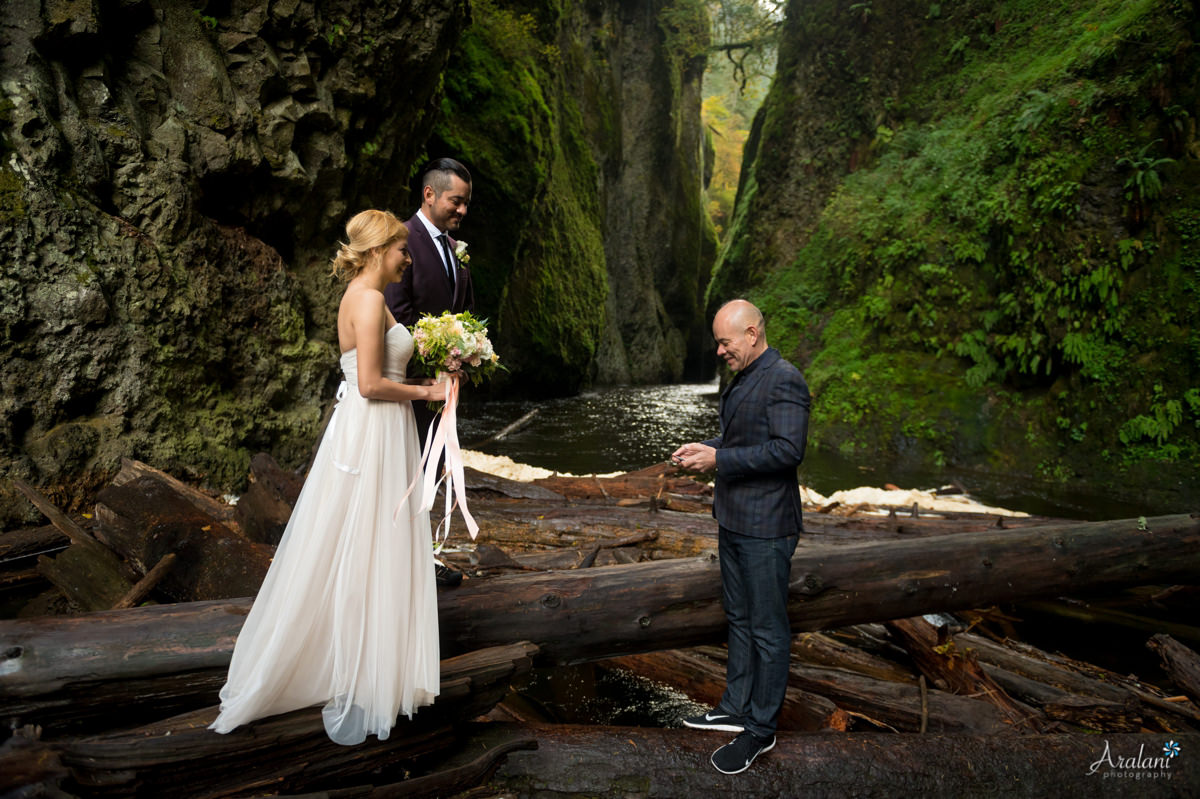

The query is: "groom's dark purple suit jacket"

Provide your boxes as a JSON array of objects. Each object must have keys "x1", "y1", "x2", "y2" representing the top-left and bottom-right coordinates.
[{"x1": 385, "y1": 212, "x2": 475, "y2": 327}]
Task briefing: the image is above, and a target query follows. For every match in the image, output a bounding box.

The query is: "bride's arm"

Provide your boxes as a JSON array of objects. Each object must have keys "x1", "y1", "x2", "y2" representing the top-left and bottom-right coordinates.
[{"x1": 349, "y1": 292, "x2": 449, "y2": 403}]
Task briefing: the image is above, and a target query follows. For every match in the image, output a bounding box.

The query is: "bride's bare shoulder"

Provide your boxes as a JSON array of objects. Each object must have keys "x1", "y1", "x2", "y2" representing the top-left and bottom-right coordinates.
[{"x1": 340, "y1": 284, "x2": 386, "y2": 314}]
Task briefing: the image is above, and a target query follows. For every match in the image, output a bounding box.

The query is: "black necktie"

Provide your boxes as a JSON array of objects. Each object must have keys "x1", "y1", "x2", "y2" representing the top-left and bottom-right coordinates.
[{"x1": 437, "y1": 234, "x2": 456, "y2": 287}]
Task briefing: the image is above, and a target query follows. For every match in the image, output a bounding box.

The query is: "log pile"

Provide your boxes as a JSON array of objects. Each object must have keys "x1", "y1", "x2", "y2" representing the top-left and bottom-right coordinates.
[{"x1": 2, "y1": 455, "x2": 1199, "y2": 796}]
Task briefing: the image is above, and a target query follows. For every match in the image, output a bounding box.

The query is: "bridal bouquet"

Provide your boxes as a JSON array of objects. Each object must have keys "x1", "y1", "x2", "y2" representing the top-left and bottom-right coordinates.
[
  {"x1": 402, "y1": 311, "x2": 503, "y2": 549},
  {"x1": 411, "y1": 311, "x2": 502, "y2": 386}
]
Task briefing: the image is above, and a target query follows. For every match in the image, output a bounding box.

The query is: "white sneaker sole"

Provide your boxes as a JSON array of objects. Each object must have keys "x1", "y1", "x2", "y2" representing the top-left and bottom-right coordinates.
[{"x1": 711, "y1": 736, "x2": 776, "y2": 775}]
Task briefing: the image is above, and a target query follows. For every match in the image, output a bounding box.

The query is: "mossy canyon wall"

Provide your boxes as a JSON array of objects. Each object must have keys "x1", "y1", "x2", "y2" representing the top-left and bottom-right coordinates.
[
  {"x1": 714, "y1": 0, "x2": 1199, "y2": 510},
  {"x1": 0, "y1": 0, "x2": 714, "y2": 521}
]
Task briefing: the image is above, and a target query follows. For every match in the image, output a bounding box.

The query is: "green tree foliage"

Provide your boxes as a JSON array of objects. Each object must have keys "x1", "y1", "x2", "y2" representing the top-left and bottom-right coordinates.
[{"x1": 702, "y1": 1, "x2": 781, "y2": 236}]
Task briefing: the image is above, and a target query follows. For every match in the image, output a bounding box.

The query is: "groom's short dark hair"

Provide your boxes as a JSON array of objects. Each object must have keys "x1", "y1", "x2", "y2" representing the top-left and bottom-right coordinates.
[{"x1": 421, "y1": 158, "x2": 472, "y2": 196}]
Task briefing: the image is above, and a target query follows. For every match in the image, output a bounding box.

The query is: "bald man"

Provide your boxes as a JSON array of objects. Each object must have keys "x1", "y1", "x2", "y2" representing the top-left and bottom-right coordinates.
[{"x1": 672, "y1": 299, "x2": 811, "y2": 775}]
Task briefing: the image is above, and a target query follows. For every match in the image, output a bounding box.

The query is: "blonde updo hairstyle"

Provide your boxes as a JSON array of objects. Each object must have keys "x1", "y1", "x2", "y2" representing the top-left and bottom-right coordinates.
[{"x1": 330, "y1": 209, "x2": 408, "y2": 281}]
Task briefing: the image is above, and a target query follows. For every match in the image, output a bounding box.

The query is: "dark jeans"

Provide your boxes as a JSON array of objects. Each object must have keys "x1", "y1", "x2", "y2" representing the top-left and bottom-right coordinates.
[{"x1": 715, "y1": 526, "x2": 798, "y2": 739}]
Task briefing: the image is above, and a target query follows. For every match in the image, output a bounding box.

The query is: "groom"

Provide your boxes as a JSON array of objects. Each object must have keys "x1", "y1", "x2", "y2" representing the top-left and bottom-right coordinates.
[
  {"x1": 672, "y1": 299, "x2": 810, "y2": 775},
  {"x1": 386, "y1": 157, "x2": 476, "y2": 588},
  {"x1": 386, "y1": 158, "x2": 475, "y2": 330}
]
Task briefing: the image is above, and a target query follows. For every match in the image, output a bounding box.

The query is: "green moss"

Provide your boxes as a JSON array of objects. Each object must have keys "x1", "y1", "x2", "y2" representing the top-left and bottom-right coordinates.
[
  {"x1": 432, "y1": 0, "x2": 610, "y2": 391},
  {"x1": 0, "y1": 168, "x2": 27, "y2": 225},
  {"x1": 724, "y1": 0, "x2": 1199, "y2": 492}
]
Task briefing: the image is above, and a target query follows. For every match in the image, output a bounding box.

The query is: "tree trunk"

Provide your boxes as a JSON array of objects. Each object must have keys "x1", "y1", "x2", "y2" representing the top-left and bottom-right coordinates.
[
  {"x1": 233, "y1": 452, "x2": 303, "y2": 545},
  {"x1": 885, "y1": 616, "x2": 1042, "y2": 729},
  {"x1": 94, "y1": 475, "x2": 272, "y2": 601},
  {"x1": 488, "y1": 724, "x2": 1200, "y2": 798},
  {"x1": 1148, "y1": 634, "x2": 1200, "y2": 706},
  {"x1": 3, "y1": 514, "x2": 1198, "y2": 730},
  {"x1": 31, "y1": 643, "x2": 538, "y2": 798}
]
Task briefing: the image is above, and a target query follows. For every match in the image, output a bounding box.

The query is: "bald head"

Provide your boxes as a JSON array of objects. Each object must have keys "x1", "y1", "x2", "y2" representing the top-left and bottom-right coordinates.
[{"x1": 713, "y1": 299, "x2": 768, "y2": 372}]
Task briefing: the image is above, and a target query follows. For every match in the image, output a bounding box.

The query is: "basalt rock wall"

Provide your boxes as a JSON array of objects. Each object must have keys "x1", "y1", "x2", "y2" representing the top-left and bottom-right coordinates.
[
  {"x1": 0, "y1": 0, "x2": 466, "y2": 520},
  {"x1": 427, "y1": 0, "x2": 716, "y2": 394},
  {"x1": 0, "y1": 0, "x2": 714, "y2": 522}
]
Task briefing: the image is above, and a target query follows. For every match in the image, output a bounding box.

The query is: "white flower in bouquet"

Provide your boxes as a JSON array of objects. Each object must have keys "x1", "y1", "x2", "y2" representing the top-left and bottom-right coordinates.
[{"x1": 411, "y1": 311, "x2": 505, "y2": 386}]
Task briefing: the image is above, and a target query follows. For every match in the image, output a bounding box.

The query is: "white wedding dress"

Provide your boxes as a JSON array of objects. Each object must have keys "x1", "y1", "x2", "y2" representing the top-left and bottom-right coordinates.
[{"x1": 210, "y1": 323, "x2": 439, "y2": 745}]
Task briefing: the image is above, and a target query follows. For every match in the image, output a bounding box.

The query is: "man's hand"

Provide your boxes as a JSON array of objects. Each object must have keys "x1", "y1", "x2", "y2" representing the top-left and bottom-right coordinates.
[{"x1": 671, "y1": 442, "x2": 717, "y2": 473}]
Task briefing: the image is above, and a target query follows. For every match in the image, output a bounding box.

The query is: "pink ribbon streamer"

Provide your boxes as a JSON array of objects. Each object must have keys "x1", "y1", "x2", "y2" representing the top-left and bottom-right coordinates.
[{"x1": 395, "y1": 375, "x2": 479, "y2": 551}]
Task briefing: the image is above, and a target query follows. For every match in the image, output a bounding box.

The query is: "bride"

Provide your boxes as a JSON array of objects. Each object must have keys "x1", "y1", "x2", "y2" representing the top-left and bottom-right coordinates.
[{"x1": 210, "y1": 209, "x2": 453, "y2": 744}]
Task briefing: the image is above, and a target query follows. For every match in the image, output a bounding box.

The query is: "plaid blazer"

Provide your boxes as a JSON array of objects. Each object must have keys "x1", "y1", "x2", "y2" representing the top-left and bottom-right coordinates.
[{"x1": 703, "y1": 347, "x2": 810, "y2": 538}]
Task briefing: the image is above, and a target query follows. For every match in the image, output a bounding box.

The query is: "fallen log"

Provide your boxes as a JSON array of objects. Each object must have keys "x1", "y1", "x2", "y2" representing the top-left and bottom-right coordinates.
[
  {"x1": 94, "y1": 474, "x2": 272, "y2": 601},
  {"x1": 885, "y1": 616, "x2": 1041, "y2": 729},
  {"x1": 956, "y1": 632, "x2": 1200, "y2": 729},
  {"x1": 792, "y1": 631, "x2": 916, "y2": 683},
  {"x1": 1149, "y1": 634, "x2": 1200, "y2": 706},
  {"x1": 109, "y1": 458, "x2": 237, "y2": 527},
  {"x1": 21, "y1": 643, "x2": 538, "y2": 798},
  {"x1": 0, "y1": 524, "x2": 68, "y2": 562},
  {"x1": 467, "y1": 407, "x2": 540, "y2": 449},
  {"x1": 4, "y1": 514, "x2": 1198, "y2": 730},
  {"x1": 232, "y1": 452, "x2": 302, "y2": 545},
  {"x1": 693, "y1": 645, "x2": 1015, "y2": 734},
  {"x1": 488, "y1": 725, "x2": 1200, "y2": 797},
  {"x1": 14, "y1": 479, "x2": 135, "y2": 611}
]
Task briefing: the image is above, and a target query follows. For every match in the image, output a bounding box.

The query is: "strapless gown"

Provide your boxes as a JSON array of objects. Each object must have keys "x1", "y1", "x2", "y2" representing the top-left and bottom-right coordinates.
[{"x1": 210, "y1": 323, "x2": 439, "y2": 745}]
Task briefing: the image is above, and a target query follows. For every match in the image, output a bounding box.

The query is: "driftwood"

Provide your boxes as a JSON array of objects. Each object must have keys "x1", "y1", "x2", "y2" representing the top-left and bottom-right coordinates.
[
  {"x1": 4, "y1": 513, "x2": 1199, "y2": 733},
  {"x1": 1148, "y1": 634, "x2": 1200, "y2": 706},
  {"x1": 233, "y1": 452, "x2": 303, "y2": 545},
  {"x1": 885, "y1": 616, "x2": 1041, "y2": 729},
  {"x1": 532, "y1": 461, "x2": 712, "y2": 502},
  {"x1": 0, "y1": 524, "x2": 67, "y2": 561},
  {"x1": 109, "y1": 458, "x2": 238, "y2": 527},
  {"x1": 489, "y1": 724, "x2": 1200, "y2": 797},
  {"x1": 951, "y1": 631, "x2": 1199, "y2": 731},
  {"x1": 94, "y1": 473, "x2": 272, "y2": 601},
  {"x1": 692, "y1": 644, "x2": 1016, "y2": 733},
  {"x1": 12, "y1": 643, "x2": 538, "y2": 798},
  {"x1": 13, "y1": 479, "x2": 135, "y2": 611}
]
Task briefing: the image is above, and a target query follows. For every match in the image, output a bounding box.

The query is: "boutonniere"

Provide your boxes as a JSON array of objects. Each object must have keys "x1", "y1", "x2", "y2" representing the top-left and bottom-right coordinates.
[{"x1": 454, "y1": 240, "x2": 470, "y2": 265}]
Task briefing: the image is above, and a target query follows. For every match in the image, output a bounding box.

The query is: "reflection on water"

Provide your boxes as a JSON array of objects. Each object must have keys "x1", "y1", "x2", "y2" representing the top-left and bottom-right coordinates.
[
  {"x1": 458, "y1": 381, "x2": 1161, "y2": 521},
  {"x1": 458, "y1": 381, "x2": 723, "y2": 475},
  {"x1": 509, "y1": 663, "x2": 706, "y2": 728}
]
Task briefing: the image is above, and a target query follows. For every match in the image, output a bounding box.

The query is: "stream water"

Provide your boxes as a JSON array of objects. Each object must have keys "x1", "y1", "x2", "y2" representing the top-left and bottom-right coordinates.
[{"x1": 457, "y1": 379, "x2": 1165, "y2": 521}]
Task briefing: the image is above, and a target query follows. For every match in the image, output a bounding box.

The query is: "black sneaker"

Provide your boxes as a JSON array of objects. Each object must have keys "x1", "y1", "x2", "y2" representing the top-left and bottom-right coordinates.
[
  {"x1": 682, "y1": 709, "x2": 744, "y2": 732},
  {"x1": 435, "y1": 563, "x2": 464, "y2": 587},
  {"x1": 711, "y1": 731, "x2": 776, "y2": 774}
]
